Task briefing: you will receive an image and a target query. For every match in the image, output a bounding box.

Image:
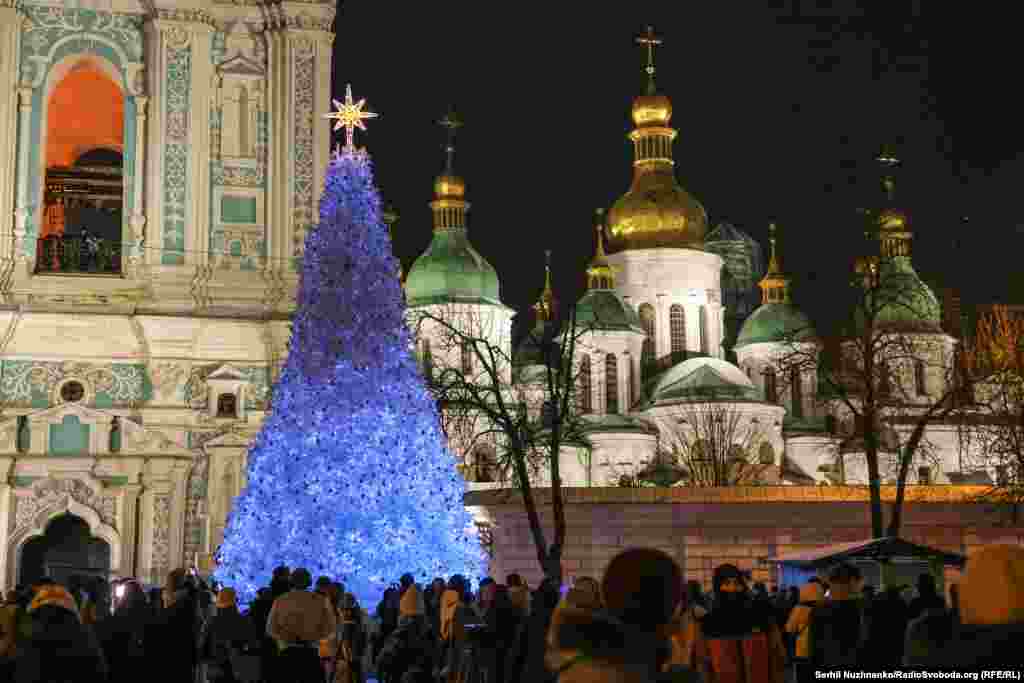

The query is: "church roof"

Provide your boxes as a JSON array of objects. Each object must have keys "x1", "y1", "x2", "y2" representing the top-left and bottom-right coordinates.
[
  {"x1": 642, "y1": 356, "x2": 762, "y2": 406},
  {"x1": 736, "y1": 303, "x2": 816, "y2": 348},
  {"x1": 575, "y1": 290, "x2": 645, "y2": 334},
  {"x1": 404, "y1": 230, "x2": 502, "y2": 307}
]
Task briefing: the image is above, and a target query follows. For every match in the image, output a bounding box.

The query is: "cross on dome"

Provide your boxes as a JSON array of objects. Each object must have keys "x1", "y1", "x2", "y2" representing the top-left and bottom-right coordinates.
[
  {"x1": 439, "y1": 107, "x2": 463, "y2": 173},
  {"x1": 324, "y1": 84, "x2": 378, "y2": 153},
  {"x1": 636, "y1": 25, "x2": 663, "y2": 87}
]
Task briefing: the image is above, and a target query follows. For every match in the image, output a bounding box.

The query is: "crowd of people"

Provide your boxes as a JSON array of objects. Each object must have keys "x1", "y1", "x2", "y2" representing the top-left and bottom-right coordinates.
[{"x1": 0, "y1": 543, "x2": 1020, "y2": 682}]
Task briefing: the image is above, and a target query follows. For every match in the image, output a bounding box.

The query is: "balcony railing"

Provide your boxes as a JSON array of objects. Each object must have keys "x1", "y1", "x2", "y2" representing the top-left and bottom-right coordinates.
[{"x1": 35, "y1": 234, "x2": 122, "y2": 275}]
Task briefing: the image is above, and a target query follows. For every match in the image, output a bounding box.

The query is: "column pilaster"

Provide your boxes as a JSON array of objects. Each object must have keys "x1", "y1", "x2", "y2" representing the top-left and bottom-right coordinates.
[
  {"x1": 0, "y1": 7, "x2": 22, "y2": 262},
  {"x1": 127, "y1": 96, "x2": 148, "y2": 272},
  {"x1": 0, "y1": 456, "x2": 12, "y2": 591},
  {"x1": 13, "y1": 87, "x2": 33, "y2": 263},
  {"x1": 118, "y1": 483, "x2": 143, "y2": 579}
]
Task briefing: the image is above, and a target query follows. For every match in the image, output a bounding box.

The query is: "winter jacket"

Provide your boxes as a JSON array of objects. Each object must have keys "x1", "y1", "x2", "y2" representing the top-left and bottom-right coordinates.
[
  {"x1": 509, "y1": 584, "x2": 559, "y2": 683},
  {"x1": 375, "y1": 615, "x2": 432, "y2": 683},
  {"x1": 14, "y1": 605, "x2": 108, "y2": 683},
  {"x1": 784, "y1": 583, "x2": 824, "y2": 660},
  {"x1": 692, "y1": 619, "x2": 786, "y2": 683},
  {"x1": 547, "y1": 604, "x2": 701, "y2": 683},
  {"x1": 201, "y1": 605, "x2": 260, "y2": 665},
  {"x1": 145, "y1": 589, "x2": 200, "y2": 683},
  {"x1": 903, "y1": 608, "x2": 955, "y2": 668},
  {"x1": 96, "y1": 601, "x2": 151, "y2": 683},
  {"x1": 266, "y1": 589, "x2": 337, "y2": 648},
  {"x1": 809, "y1": 598, "x2": 864, "y2": 670}
]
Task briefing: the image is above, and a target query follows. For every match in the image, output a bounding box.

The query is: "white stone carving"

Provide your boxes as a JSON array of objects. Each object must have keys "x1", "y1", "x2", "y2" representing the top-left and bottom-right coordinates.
[
  {"x1": 14, "y1": 478, "x2": 117, "y2": 534},
  {"x1": 151, "y1": 494, "x2": 172, "y2": 576}
]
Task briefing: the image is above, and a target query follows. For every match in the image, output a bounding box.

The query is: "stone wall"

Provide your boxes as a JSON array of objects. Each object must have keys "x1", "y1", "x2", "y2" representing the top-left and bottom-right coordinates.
[{"x1": 469, "y1": 486, "x2": 1024, "y2": 590}]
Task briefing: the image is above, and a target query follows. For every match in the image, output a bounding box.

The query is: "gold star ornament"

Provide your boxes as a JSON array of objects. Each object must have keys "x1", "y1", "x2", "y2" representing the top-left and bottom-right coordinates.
[{"x1": 324, "y1": 84, "x2": 378, "y2": 152}]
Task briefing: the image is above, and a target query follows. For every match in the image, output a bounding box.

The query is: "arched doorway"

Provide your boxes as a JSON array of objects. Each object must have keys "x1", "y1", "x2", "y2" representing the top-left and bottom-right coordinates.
[
  {"x1": 38, "y1": 58, "x2": 125, "y2": 274},
  {"x1": 19, "y1": 513, "x2": 111, "y2": 587}
]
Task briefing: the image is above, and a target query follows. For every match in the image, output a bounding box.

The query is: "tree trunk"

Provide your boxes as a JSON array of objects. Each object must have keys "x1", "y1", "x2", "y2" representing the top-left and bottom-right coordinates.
[{"x1": 510, "y1": 436, "x2": 550, "y2": 580}]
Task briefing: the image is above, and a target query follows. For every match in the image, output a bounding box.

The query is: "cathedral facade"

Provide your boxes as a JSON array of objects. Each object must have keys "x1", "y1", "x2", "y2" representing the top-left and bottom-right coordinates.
[{"x1": 0, "y1": 0, "x2": 335, "y2": 588}]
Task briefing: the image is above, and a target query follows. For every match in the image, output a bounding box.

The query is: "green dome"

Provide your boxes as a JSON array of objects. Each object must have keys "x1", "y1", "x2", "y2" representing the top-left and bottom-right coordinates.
[
  {"x1": 735, "y1": 303, "x2": 816, "y2": 348},
  {"x1": 642, "y1": 356, "x2": 761, "y2": 406},
  {"x1": 856, "y1": 256, "x2": 942, "y2": 333},
  {"x1": 575, "y1": 290, "x2": 644, "y2": 333},
  {"x1": 405, "y1": 229, "x2": 501, "y2": 306}
]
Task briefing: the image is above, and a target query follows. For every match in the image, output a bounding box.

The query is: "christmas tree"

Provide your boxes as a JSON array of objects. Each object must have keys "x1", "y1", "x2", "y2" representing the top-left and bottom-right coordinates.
[{"x1": 214, "y1": 86, "x2": 483, "y2": 607}]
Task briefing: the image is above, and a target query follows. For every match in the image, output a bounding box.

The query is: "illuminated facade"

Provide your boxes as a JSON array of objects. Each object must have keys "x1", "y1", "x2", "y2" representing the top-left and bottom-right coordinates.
[{"x1": 0, "y1": 0, "x2": 335, "y2": 588}]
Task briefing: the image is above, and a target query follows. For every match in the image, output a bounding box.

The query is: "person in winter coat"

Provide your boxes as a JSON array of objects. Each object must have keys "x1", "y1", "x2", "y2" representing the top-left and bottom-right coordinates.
[
  {"x1": 375, "y1": 585, "x2": 432, "y2": 683},
  {"x1": 860, "y1": 585, "x2": 908, "y2": 670},
  {"x1": 917, "y1": 544, "x2": 1024, "y2": 669},
  {"x1": 14, "y1": 584, "x2": 108, "y2": 683},
  {"x1": 335, "y1": 593, "x2": 366, "y2": 683},
  {"x1": 97, "y1": 579, "x2": 150, "y2": 683},
  {"x1": 809, "y1": 562, "x2": 865, "y2": 671},
  {"x1": 266, "y1": 567, "x2": 337, "y2": 683},
  {"x1": 907, "y1": 573, "x2": 946, "y2": 621},
  {"x1": 548, "y1": 547, "x2": 700, "y2": 683},
  {"x1": 785, "y1": 581, "x2": 824, "y2": 683},
  {"x1": 507, "y1": 577, "x2": 559, "y2": 683},
  {"x1": 200, "y1": 587, "x2": 260, "y2": 683},
  {"x1": 146, "y1": 568, "x2": 201, "y2": 683},
  {"x1": 691, "y1": 563, "x2": 786, "y2": 683}
]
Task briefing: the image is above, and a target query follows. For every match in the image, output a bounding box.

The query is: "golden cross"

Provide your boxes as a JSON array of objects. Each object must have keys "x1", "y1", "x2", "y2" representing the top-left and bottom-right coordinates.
[
  {"x1": 637, "y1": 25, "x2": 662, "y2": 80},
  {"x1": 439, "y1": 107, "x2": 463, "y2": 172},
  {"x1": 324, "y1": 84, "x2": 378, "y2": 152}
]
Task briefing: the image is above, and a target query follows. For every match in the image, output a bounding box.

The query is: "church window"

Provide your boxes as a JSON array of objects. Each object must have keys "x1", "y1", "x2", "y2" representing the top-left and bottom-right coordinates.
[
  {"x1": 639, "y1": 303, "x2": 656, "y2": 380},
  {"x1": 790, "y1": 368, "x2": 804, "y2": 418},
  {"x1": 914, "y1": 360, "x2": 928, "y2": 396},
  {"x1": 109, "y1": 416, "x2": 121, "y2": 454},
  {"x1": 759, "y1": 442, "x2": 775, "y2": 465},
  {"x1": 238, "y1": 85, "x2": 250, "y2": 157},
  {"x1": 764, "y1": 367, "x2": 778, "y2": 403},
  {"x1": 579, "y1": 355, "x2": 592, "y2": 414},
  {"x1": 699, "y1": 306, "x2": 709, "y2": 354},
  {"x1": 474, "y1": 446, "x2": 498, "y2": 483},
  {"x1": 996, "y1": 464, "x2": 1009, "y2": 486},
  {"x1": 461, "y1": 341, "x2": 474, "y2": 374},
  {"x1": 16, "y1": 416, "x2": 29, "y2": 453},
  {"x1": 670, "y1": 305, "x2": 686, "y2": 359},
  {"x1": 421, "y1": 339, "x2": 433, "y2": 380},
  {"x1": 606, "y1": 354, "x2": 619, "y2": 415},
  {"x1": 917, "y1": 466, "x2": 932, "y2": 485},
  {"x1": 878, "y1": 361, "x2": 892, "y2": 397},
  {"x1": 217, "y1": 393, "x2": 239, "y2": 419},
  {"x1": 60, "y1": 381, "x2": 85, "y2": 403}
]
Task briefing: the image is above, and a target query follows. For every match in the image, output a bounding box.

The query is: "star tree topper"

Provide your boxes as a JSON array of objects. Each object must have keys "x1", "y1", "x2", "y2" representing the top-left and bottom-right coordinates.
[{"x1": 324, "y1": 84, "x2": 378, "y2": 155}]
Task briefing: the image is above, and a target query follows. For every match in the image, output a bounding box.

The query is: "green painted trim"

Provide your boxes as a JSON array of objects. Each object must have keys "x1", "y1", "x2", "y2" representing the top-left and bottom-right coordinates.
[
  {"x1": 12, "y1": 476, "x2": 40, "y2": 487},
  {"x1": 100, "y1": 475, "x2": 129, "y2": 486},
  {"x1": 220, "y1": 195, "x2": 258, "y2": 223}
]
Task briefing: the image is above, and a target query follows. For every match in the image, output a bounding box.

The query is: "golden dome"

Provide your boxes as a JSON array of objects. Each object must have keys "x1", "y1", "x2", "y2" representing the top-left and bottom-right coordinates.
[
  {"x1": 632, "y1": 93, "x2": 672, "y2": 127},
  {"x1": 433, "y1": 173, "x2": 465, "y2": 200},
  {"x1": 607, "y1": 169, "x2": 708, "y2": 251}
]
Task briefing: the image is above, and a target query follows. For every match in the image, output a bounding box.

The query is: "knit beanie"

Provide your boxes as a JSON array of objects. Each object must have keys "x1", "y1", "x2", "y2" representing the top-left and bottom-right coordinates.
[
  {"x1": 400, "y1": 585, "x2": 422, "y2": 617},
  {"x1": 29, "y1": 585, "x2": 80, "y2": 620},
  {"x1": 601, "y1": 548, "x2": 684, "y2": 629},
  {"x1": 959, "y1": 544, "x2": 1024, "y2": 625}
]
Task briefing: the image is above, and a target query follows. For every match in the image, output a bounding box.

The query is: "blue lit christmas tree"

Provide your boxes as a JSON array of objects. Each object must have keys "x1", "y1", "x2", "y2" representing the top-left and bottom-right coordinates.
[{"x1": 214, "y1": 86, "x2": 483, "y2": 607}]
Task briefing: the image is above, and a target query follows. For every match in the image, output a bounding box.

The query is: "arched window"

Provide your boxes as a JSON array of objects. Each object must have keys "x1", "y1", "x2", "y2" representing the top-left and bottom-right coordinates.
[
  {"x1": 914, "y1": 360, "x2": 927, "y2": 396},
  {"x1": 238, "y1": 85, "x2": 249, "y2": 157},
  {"x1": 699, "y1": 306, "x2": 709, "y2": 354},
  {"x1": 879, "y1": 361, "x2": 891, "y2": 397},
  {"x1": 605, "y1": 354, "x2": 619, "y2": 415},
  {"x1": 217, "y1": 393, "x2": 238, "y2": 419},
  {"x1": 758, "y1": 442, "x2": 775, "y2": 465},
  {"x1": 474, "y1": 446, "x2": 498, "y2": 483},
  {"x1": 16, "y1": 416, "x2": 29, "y2": 453},
  {"x1": 639, "y1": 303, "x2": 656, "y2": 379},
  {"x1": 670, "y1": 304, "x2": 686, "y2": 359},
  {"x1": 579, "y1": 355, "x2": 592, "y2": 414},
  {"x1": 461, "y1": 341, "x2": 474, "y2": 375},
  {"x1": 421, "y1": 339, "x2": 433, "y2": 380},
  {"x1": 790, "y1": 367, "x2": 804, "y2": 418},
  {"x1": 764, "y1": 367, "x2": 778, "y2": 403}
]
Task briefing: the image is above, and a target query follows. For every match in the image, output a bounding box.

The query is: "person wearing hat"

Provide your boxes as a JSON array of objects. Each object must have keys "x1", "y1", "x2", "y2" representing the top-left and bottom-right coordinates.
[
  {"x1": 266, "y1": 567, "x2": 337, "y2": 683},
  {"x1": 13, "y1": 584, "x2": 107, "y2": 683},
  {"x1": 784, "y1": 581, "x2": 825, "y2": 683},
  {"x1": 547, "y1": 547, "x2": 700, "y2": 683},
  {"x1": 199, "y1": 587, "x2": 259, "y2": 683},
  {"x1": 96, "y1": 579, "x2": 150, "y2": 683},
  {"x1": 335, "y1": 593, "x2": 366, "y2": 683},
  {"x1": 690, "y1": 563, "x2": 785, "y2": 683}
]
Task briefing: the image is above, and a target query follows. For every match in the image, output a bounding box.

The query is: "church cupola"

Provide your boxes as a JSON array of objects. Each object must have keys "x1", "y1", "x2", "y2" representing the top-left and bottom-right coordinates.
[
  {"x1": 404, "y1": 109, "x2": 502, "y2": 307},
  {"x1": 758, "y1": 223, "x2": 791, "y2": 304},
  {"x1": 607, "y1": 26, "x2": 708, "y2": 252},
  {"x1": 587, "y1": 209, "x2": 615, "y2": 290}
]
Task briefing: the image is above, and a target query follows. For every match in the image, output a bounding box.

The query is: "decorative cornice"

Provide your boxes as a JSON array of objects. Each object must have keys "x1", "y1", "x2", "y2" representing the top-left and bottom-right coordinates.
[
  {"x1": 465, "y1": 485, "x2": 993, "y2": 506},
  {"x1": 153, "y1": 8, "x2": 218, "y2": 28}
]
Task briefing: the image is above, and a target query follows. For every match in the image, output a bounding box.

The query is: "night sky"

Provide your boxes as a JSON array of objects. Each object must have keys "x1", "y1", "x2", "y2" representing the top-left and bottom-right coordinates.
[{"x1": 332, "y1": 2, "x2": 1021, "y2": 335}]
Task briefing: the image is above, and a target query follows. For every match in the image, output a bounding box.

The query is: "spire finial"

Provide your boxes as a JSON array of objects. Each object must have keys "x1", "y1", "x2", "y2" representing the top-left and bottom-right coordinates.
[
  {"x1": 594, "y1": 208, "x2": 607, "y2": 257},
  {"x1": 637, "y1": 25, "x2": 662, "y2": 95},
  {"x1": 439, "y1": 106, "x2": 462, "y2": 174},
  {"x1": 759, "y1": 222, "x2": 790, "y2": 304},
  {"x1": 534, "y1": 250, "x2": 555, "y2": 322},
  {"x1": 324, "y1": 84, "x2": 378, "y2": 154},
  {"x1": 768, "y1": 222, "x2": 779, "y2": 269}
]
